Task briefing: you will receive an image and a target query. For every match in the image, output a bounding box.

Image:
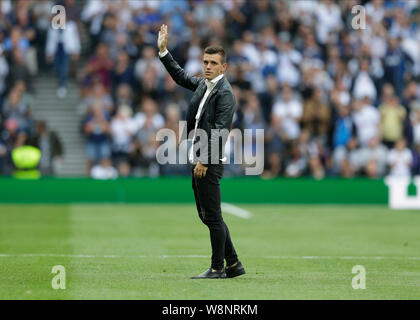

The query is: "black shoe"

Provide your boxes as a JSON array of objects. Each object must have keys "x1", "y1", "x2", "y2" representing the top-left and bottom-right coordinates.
[
  {"x1": 190, "y1": 268, "x2": 226, "y2": 279},
  {"x1": 226, "y1": 261, "x2": 246, "y2": 278}
]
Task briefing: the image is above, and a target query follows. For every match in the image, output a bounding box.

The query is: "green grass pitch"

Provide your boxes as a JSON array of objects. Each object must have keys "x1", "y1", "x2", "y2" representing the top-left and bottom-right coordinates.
[{"x1": 0, "y1": 204, "x2": 419, "y2": 299}]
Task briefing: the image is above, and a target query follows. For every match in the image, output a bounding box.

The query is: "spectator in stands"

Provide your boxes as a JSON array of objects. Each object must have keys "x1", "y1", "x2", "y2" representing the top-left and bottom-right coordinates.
[
  {"x1": 264, "y1": 109, "x2": 286, "y2": 179},
  {"x1": 230, "y1": 64, "x2": 252, "y2": 91},
  {"x1": 192, "y1": 0, "x2": 226, "y2": 39},
  {"x1": 240, "y1": 92, "x2": 266, "y2": 168},
  {"x1": 81, "y1": 80, "x2": 114, "y2": 115},
  {"x1": 0, "y1": 0, "x2": 12, "y2": 32},
  {"x1": 184, "y1": 37, "x2": 204, "y2": 77},
  {"x1": 63, "y1": 0, "x2": 82, "y2": 24},
  {"x1": 332, "y1": 136, "x2": 360, "y2": 178},
  {"x1": 330, "y1": 80, "x2": 351, "y2": 110},
  {"x1": 257, "y1": 74, "x2": 278, "y2": 124},
  {"x1": 356, "y1": 136, "x2": 388, "y2": 178},
  {"x1": 0, "y1": 118, "x2": 27, "y2": 174},
  {"x1": 295, "y1": 129, "x2": 326, "y2": 179},
  {"x1": 412, "y1": 142, "x2": 420, "y2": 176},
  {"x1": 137, "y1": 63, "x2": 162, "y2": 101},
  {"x1": 332, "y1": 104, "x2": 354, "y2": 150},
  {"x1": 14, "y1": 6, "x2": 38, "y2": 75},
  {"x1": 131, "y1": 96, "x2": 164, "y2": 177},
  {"x1": 249, "y1": 0, "x2": 274, "y2": 33},
  {"x1": 29, "y1": 120, "x2": 63, "y2": 176},
  {"x1": 81, "y1": 0, "x2": 109, "y2": 52},
  {"x1": 227, "y1": 40, "x2": 249, "y2": 68},
  {"x1": 240, "y1": 91, "x2": 265, "y2": 131},
  {"x1": 2, "y1": 86, "x2": 31, "y2": 132},
  {"x1": 83, "y1": 43, "x2": 113, "y2": 92},
  {"x1": 276, "y1": 36, "x2": 302, "y2": 88},
  {"x1": 0, "y1": 116, "x2": 8, "y2": 174},
  {"x1": 110, "y1": 50, "x2": 135, "y2": 96},
  {"x1": 302, "y1": 87, "x2": 331, "y2": 141},
  {"x1": 387, "y1": 138, "x2": 413, "y2": 176},
  {"x1": 100, "y1": 12, "x2": 119, "y2": 57},
  {"x1": 134, "y1": 45, "x2": 166, "y2": 88},
  {"x1": 383, "y1": 36, "x2": 411, "y2": 98},
  {"x1": 45, "y1": 15, "x2": 81, "y2": 97},
  {"x1": 378, "y1": 83, "x2": 407, "y2": 148},
  {"x1": 2, "y1": 25, "x2": 30, "y2": 57},
  {"x1": 284, "y1": 141, "x2": 307, "y2": 178},
  {"x1": 410, "y1": 101, "x2": 420, "y2": 147},
  {"x1": 352, "y1": 58, "x2": 377, "y2": 103},
  {"x1": 0, "y1": 47, "x2": 9, "y2": 106},
  {"x1": 402, "y1": 80, "x2": 420, "y2": 110},
  {"x1": 133, "y1": 96, "x2": 164, "y2": 138},
  {"x1": 7, "y1": 48, "x2": 32, "y2": 92},
  {"x1": 158, "y1": 0, "x2": 190, "y2": 36},
  {"x1": 159, "y1": 103, "x2": 190, "y2": 176},
  {"x1": 352, "y1": 97, "x2": 381, "y2": 147},
  {"x1": 90, "y1": 158, "x2": 118, "y2": 179},
  {"x1": 32, "y1": 0, "x2": 54, "y2": 71},
  {"x1": 314, "y1": 0, "x2": 343, "y2": 45},
  {"x1": 110, "y1": 104, "x2": 136, "y2": 177},
  {"x1": 83, "y1": 101, "x2": 111, "y2": 173},
  {"x1": 0, "y1": 143, "x2": 6, "y2": 174},
  {"x1": 113, "y1": 83, "x2": 134, "y2": 112},
  {"x1": 365, "y1": 0, "x2": 386, "y2": 24},
  {"x1": 272, "y1": 84, "x2": 303, "y2": 142},
  {"x1": 301, "y1": 31, "x2": 323, "y2": 61}
]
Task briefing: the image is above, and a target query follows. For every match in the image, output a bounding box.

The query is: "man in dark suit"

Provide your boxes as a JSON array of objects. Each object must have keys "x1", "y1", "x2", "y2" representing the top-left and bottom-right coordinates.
[{"x1": 158, "y1": 24, "x2": 245, "y2": 279}]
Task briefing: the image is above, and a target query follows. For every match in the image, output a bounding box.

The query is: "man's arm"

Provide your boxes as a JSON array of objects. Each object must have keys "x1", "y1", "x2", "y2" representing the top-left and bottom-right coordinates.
[{"x1": 157, "y1": 24, "x2": 201, "y2": 91}]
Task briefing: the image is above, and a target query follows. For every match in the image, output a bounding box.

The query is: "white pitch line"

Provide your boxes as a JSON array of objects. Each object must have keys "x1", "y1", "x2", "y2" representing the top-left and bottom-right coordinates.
[
  {"x1": 0, "y1": 254, "x2": 420, "y2": 260},
  {"x1": 266, "y1": 256, "x2": 420, "y2": 261},
  {"x1": 221, "y1": 202, "x2": 252, "y2": 219}
]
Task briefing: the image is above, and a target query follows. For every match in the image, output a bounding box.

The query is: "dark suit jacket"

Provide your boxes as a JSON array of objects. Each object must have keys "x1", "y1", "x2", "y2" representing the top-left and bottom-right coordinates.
[
  {"x1": 29, "y1": 131, "x2": 64, "y2": 159},
  {"x1": 159, "y1": 51, "x2": 236, "y2": 166}
]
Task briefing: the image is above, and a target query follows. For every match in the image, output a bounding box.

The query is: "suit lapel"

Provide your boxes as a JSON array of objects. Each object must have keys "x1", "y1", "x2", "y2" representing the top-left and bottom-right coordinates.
[
  {"x1": 197, "y1": 77, "x2": 225, "y2": 123},
  {"x1": 187, "y1": 81, "x2": 206, "y2": 122}
]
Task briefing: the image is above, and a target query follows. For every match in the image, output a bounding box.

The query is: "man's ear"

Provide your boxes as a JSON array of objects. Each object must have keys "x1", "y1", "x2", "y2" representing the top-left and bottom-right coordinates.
[{"x1": 222, "y1": 63, "x2": 227, "y2": 72}]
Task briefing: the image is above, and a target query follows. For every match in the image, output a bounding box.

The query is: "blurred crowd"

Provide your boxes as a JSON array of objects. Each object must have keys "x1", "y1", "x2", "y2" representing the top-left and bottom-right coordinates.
[
  {"x1": 0, "y1": 0, "x2": 65, "y2": 175},
  {"x1": 1, "y1": 0, "x2": 420, "y2": 179}
]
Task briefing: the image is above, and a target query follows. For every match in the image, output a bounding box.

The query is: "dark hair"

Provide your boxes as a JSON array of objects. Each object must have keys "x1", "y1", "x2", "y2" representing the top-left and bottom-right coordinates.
[{"x1": 204, "y1": 45, "x2": 226, "y2": 64}]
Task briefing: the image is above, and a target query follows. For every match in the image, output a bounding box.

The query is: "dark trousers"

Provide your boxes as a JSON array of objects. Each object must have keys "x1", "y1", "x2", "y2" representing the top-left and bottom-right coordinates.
[
  {"x1": 54, "y1": 43, "x2": 70, "y2": 88},
  {"x1": 191, "y1": 164, "x2": 238, "y2": 270}
]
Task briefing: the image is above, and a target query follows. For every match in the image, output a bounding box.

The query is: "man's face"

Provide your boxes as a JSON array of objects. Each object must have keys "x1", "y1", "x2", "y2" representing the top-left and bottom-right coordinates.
[{"x1": 203, "y1": 53, "x2": 226, "y2": 80}]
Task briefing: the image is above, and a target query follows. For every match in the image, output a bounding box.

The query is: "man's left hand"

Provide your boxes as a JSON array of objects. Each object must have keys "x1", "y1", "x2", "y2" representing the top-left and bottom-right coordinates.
[{"x1": 194, "y1": 162, "x2": 208, "y2": 179}]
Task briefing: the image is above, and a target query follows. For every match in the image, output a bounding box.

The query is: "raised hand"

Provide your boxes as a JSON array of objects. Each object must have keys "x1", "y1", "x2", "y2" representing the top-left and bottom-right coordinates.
[{"x1": 158, "y1": 24, "x2": 168, "y2": 54}]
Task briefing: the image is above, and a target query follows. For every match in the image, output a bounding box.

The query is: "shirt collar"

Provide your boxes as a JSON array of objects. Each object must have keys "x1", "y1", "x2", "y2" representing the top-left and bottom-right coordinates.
[{"x1": 205, "y1": 73, "x2": 224, "y2": 87}]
